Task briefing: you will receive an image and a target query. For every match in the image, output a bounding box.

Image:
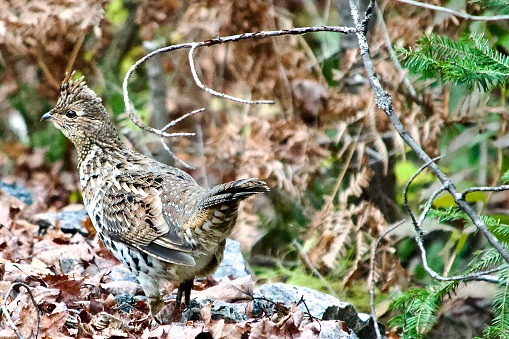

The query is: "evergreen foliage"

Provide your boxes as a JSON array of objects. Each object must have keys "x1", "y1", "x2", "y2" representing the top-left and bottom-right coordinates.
[
  {"x1": 392, "y1": 11, "x2": 509, "y2": 329},
  {"x1": 480, "y1": 272, "x2": 509, "y2": 339},
  {"x1": 397, "y1": 33, "x2": 509, "y2": 91},
  {"x1": 389, "y1": 281, "x2": 460, "y2": 339},
  {"x1": 391, "y1": 205, "x2": 509, "y2": 338},
  {"x1": 483, "y1": 0, "x2": 509, "y2": 14}
]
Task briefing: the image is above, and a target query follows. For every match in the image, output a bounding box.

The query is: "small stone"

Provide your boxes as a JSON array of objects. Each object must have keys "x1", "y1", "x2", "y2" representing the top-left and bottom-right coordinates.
[
  {"x1": 322, "y1": 304, "x2": 359, "y2": 324},
  {"x1": 115, "y1": 294, "x2": 138, "y2": 313},
  {"x1": 59, "y1": 257, "x2": 82, "y2": 274}
]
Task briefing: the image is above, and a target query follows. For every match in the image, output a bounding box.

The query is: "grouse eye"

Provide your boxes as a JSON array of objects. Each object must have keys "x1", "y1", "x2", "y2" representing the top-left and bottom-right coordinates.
[{"x1": 66, "y1": 110, "x2": 77, "y2": 118}]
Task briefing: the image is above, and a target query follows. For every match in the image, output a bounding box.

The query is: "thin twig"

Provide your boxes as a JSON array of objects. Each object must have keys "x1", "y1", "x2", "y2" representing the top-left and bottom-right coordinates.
[
  {"x1": 37, "y1": 57, "x2": 59, "y2": 90},
  {"x1": 402, "y1": 162, "x2": 501, "y2": 283},
  {"x1": 404, "y1": 177, "x2": 504, "y2": 281},
  {"x1": 370, "y1": 220, "x2": 405, "y2": 339},
  {"x1": 361, "y1": 0, "x2": 377, "y2": 32},
  {"x1": 188, "y1": 44, "x2": 273, "y2": 105},
  {"x1": 461, "y1": 185, "x2": 509, "y2": 199},
  {"x1": 159, "y1": 139, "x2": 194, "y2": 170},
  {"x1": 402, "y1": 157, "x2": 441, "y2": 243},
  {"x1": 296, "y1": 295, "x2": 321, "y2": 331},
  {"x1": 122, "y1": 129, "x2": 154, "y2": 158},
  {"x1": 375, "y1": 4, "x2": 418, "y2": 101},
  {"x1": 157, "y1": 108, "x2": 205, "y2": 169},
  {"x1": 398, "y1": 0, "x2": 509, "y2": 21},
  {"x1": 160, "y1": 108, "x2": 205, "y2": 132},
  {"x1": 0, "y1": 282, "x2": 40, "y2": 339},
  {"x1": 65, "y1": 31, "x2": 86, "y2": 76},
  {"x1": 403, "y1": 157, "x2": 441, "y2": 208}
]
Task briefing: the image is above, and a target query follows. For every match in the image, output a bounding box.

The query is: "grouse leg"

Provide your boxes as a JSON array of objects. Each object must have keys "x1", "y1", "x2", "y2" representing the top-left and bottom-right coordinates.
[{"x1": 176, "y1": 278, "x2": 194, "y2": 308}]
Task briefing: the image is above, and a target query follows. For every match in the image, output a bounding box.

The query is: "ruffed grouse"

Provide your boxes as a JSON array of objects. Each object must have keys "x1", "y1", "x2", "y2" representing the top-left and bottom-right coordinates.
[{"x1": 41, "y1": 76, "x2": 269, "y2": 320}]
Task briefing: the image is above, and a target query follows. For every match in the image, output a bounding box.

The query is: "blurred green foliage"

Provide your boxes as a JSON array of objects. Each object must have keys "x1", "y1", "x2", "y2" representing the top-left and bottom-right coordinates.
[
  {"x1": 106, "y1": 0, "x2": 128, "y2": 25},
  {"x1": 30, "y1": 126, "x2": 67, "y2": 163}
]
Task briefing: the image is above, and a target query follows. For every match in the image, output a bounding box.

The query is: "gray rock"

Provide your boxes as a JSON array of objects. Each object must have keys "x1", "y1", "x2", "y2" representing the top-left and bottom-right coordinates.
[
  {"x1": 255, "y1": 283, "x2": 384, "y2": 339},
  {"x1": 0, "y1": 181, "x2": 33, "y2": 205},
  {"x1": 210, "y1": 300, "x2": 248, "y2": 323},
  {"x1": 255, "y1": 283, "x2": 349, "y2": 320},
  {"x1": 213, "y1": 238, "x2": 249, "y2": 281},
  {"x1": 34, "y1": 208, "x2": 89, "y2": 236},
  {"x1": 182, "y1": 298, "x2": 211, "y2": 321},
  {"x1": 106, "y1": 265, "x2": 139, "y2": 283},
  {"x1": 323, "y1": 307, "x2": 386, "y2": 339},
  {"x1": 322, "y1": 303, "x2": 359, "y2": 325},
  {"x1": 317, "y1": 321, "x2": 359, "y2": 339},
  {"x1": 182, "y1": 299, "x2": 249, "y2": 324}
]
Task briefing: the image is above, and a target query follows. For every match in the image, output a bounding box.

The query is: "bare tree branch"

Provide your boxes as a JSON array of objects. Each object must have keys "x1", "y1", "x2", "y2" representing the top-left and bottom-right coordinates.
[
  {"x1": 122, "y1": 25, "x2": 355, "y2": 140},
  {"x1": 461, "y1": 185, "x2": 509, "y2": 199},
  {"x1": 398, "y1": 0, "x2": 509, "y2": 22}
]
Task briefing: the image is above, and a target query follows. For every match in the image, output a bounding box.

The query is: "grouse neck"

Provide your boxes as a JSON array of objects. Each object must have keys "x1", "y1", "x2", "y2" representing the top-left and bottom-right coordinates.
[{"x1": 75, "y1": 132, "x2": 125, "y2": 167}]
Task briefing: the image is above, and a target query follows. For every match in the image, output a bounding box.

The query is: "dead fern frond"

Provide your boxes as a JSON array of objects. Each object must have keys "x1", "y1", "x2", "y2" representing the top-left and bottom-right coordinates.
[
  {"x1": 338, "y1": 166, "x2": 374, "y2": 204},
  {"x1": 0, "y1": 0, "x2": 106, "y2": 94},
  {"x1": 318, "y1": 211, "x2": 355, "y2": 268},
  {"x1": 372, "y1": 134, "x2": 389, "y2": 176},
  {"x1": 379, "y1": 250, "x2": 409, "y2": 292},
  {"x1": 342, "y1": 232, "x2": 366, "y2": 287}
]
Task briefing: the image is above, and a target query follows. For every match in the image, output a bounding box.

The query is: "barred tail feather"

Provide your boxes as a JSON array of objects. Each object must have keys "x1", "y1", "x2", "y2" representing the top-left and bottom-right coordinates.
[{"x1": 199, "y1": 178, "x2": 269, "y2": 209}]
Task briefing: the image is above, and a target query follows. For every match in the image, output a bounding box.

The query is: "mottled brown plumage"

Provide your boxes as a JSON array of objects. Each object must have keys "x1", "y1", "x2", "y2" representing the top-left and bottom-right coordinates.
[{"x1": 41, "y1": 76, "x2": 269, "y2": 320}]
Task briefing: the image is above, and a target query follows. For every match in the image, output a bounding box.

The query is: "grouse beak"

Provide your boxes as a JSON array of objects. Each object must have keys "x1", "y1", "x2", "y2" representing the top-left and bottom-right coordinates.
[{"x1": 40, "y1": 111, "x2": 53, "y2": 122}]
